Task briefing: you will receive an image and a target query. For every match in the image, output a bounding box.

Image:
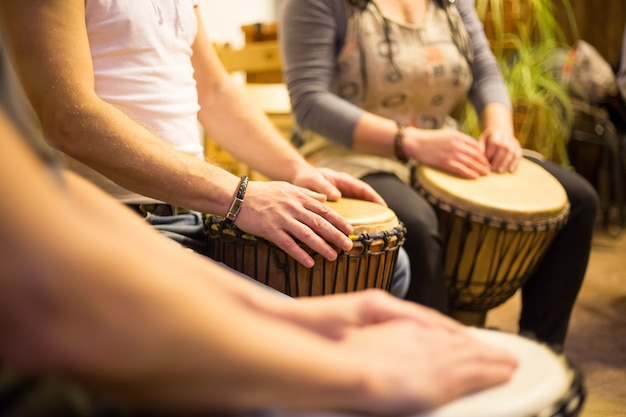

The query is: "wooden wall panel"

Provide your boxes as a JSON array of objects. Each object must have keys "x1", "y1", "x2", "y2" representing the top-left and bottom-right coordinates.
[{"x1": 555, "y1": 0, "x2": 626, "y2": 66}]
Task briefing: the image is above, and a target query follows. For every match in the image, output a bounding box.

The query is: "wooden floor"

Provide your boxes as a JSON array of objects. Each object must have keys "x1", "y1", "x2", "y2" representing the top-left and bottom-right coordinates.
[{"x1": 486, "y1": 225, "x2": 626, "y2": 417}]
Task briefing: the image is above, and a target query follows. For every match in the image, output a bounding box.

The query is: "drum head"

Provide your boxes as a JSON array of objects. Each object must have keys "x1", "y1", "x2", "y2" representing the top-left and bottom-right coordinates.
[
  {"x1": 326, "y1": 198, "x2": 399, "y2": 235},
  {"x1": 416, "y1": 328, "x2": 580, "y2": 417},
  {"x1": 262, "y1": 331, "x2": 582, "y2": 417},
  {"x1": 414, "y1": 159, "x2": 568, "y2": 222}
]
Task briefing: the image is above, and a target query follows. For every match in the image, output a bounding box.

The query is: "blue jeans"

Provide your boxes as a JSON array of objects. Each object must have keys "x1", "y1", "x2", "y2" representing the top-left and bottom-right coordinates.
[{"x1": 130, "y1": 205, "x2": 410, "y2": 299}]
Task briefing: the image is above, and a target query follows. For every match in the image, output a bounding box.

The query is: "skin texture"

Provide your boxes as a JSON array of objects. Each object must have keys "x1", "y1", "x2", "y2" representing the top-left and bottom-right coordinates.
[
  {"x1": 0, "y1": 0, "x2": 386, "y2": 268},
  {"x1": 0, "y1": 108, "x2": 518, "y2": 415}
]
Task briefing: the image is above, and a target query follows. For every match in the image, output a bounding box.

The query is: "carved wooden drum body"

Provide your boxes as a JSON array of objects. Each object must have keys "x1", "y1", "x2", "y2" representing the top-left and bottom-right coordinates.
[
  {"x1": 412, "y1": 159, "x2": 570, "y2": 322},
  {"x1": 205, "y1": 198, "x2": 406, "y2": 297}
]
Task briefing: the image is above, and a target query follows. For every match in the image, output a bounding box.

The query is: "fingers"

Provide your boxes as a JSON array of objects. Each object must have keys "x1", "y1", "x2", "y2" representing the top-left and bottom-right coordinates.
[
  {"x1": 480, "y1": 129, "x2": 522, "y2": 173},
  {"x1": 237, "y1": 182, "x2": 354, "y2": 268},
  {"x1": 439, "y1": 134, "x2": 490, "y2": 179},
  {"x1": 272, "y1": 202, "x2": 354, "y2": 266},
  {"x1": 419, "y1": 131, "x2": 491, "y2": 179},
  {"x1": 292, "y1": 167, "x2": 342, "y2": 202},
  {"x1": 318, "y1": 168, "x2": 387, "y2": 206},
  {"x1": 351, "y1": 290, "x2": 464, "y2": 332},
  {"x1": 340, "y1": 321, "x2": 518, "y2": 415},
  {"x1": 438, "y1": 333, "x2": 519, "y2": 402}
]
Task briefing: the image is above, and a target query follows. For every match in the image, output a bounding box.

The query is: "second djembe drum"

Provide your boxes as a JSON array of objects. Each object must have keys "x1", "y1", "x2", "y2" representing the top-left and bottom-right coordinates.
[{"x1": 412, "y1": 158, "x2": 570, "y2": 326}]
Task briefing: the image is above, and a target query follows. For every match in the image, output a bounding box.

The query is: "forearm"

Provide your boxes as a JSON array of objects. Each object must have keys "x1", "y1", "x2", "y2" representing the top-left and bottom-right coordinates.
[
  {"x1": 480, "y1": 102, "x2": 514, "y2": 132},
  {"x1": 192, "y1": 9, "x2": 310, "y2": 184},
  {"x1": 0, "y1": 0, "x2": 242, "y2": 216},
  {"x1": 49, "y1": 98, "x2": 241, "y2": 214},
  {"x1": 197, "y1": 78, "x2": 311, "y2": 183},
  {"x1": 0, "y1": 118, "x2": 365, "y2": 412}
]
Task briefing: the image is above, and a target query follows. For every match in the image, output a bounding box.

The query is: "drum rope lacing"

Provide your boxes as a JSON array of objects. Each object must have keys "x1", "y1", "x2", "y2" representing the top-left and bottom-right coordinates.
[
  {"x1": 413, "y1": 182, "x2": 571, "y2": 232},
  {"x1": 204, "y1": 214, "x2": 406, "y2": 296},
  {"x1": 412, "y1": 182, "x2": 571, "y2": 311}
]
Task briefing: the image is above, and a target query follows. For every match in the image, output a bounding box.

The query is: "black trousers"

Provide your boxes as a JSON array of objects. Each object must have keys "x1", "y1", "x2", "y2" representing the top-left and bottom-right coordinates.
[{"x1": 361, "y1": 156, "x2": 599, "y2": 347}]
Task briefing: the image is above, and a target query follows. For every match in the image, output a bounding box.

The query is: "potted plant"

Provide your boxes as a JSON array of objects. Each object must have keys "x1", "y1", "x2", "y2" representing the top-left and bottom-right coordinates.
[{"x1": 461, "y1": 0, "x2": 579, "y2": 165}]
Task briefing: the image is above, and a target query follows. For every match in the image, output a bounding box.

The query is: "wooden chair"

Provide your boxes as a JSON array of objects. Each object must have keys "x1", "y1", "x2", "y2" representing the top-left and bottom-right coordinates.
[{"x1": 207, "y1": 28, "x2": 295, "y2": 180}]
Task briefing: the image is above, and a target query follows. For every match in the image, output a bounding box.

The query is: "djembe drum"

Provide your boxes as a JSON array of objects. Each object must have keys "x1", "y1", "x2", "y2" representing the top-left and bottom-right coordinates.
[
  {"x1": 263, "y1": 328, "x2": 585, "y2": 417},
  {"x1": 205, "y1": 198, "x2": 406, "y2": 297},
  {"x1": 412, "y1": 158, "x2": 570, "y2": 326}
]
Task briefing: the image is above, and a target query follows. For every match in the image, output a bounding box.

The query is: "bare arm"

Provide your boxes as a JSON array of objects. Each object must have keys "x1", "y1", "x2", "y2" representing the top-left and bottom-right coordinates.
[
  {"x1": 0, "y1": 0, "x2": 240, "y2": 215},
  {"x1": 189, "y1": 6, "x2": 386, "y2": 202},
  {"x1": 0, "y1": 107, "x2": 516, "y2": 415},
  {"x1": 478, "y1": 102, "x2": 522, "y2": 172},
  {"x1": 0, "y1": 109, "x2": 370, "y2": 412},
  {"x1": 0, "y1": 0, "x2": 385, "y2": 267}
]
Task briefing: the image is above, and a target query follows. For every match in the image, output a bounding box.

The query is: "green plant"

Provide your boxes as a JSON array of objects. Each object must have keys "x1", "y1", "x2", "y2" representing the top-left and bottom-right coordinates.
[
  {"x1": 475, "y1": 0, "x2": 578, "y2": 54},
  {"x1": 464, "y1": 0, "x2": 579, "y2": 165}
]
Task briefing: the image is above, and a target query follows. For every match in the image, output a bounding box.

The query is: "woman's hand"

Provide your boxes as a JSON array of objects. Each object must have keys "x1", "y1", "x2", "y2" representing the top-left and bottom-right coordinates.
[
  {"x1": 479, "y1": 125, "x2": 522, "y2": 173},
  {"x1": 404, "y1": 127, "x2": 491, "y2": 178},
  {"x1": 479, "y1": 102, "x2": 523, "y2": 173}
]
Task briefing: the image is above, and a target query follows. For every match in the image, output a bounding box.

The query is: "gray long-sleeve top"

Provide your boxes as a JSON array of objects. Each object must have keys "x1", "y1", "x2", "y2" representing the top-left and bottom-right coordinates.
[{"x1": 279, "y1": 0, "x2": 511, "y2": 148}]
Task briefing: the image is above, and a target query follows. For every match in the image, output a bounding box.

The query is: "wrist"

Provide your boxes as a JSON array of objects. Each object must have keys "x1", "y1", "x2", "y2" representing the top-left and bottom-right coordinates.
[
  {"x1": 226, "y1": 175, "x2": 249, "y2": 223},
  {"x1": 393, "y1": 122, "x2": 409, "y2": 163}
]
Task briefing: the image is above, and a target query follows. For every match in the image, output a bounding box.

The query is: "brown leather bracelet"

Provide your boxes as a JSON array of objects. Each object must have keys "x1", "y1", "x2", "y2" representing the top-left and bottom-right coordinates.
[{"x1": 394, "y1": 122, "x2": 409, "y2": 163}]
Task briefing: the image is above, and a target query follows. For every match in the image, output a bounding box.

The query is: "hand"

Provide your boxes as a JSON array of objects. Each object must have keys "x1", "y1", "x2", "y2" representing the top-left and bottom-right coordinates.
[
  {"x1": 338, "y1": 319, "x2": 518, "y2": 415},
  {"x1": 479, "y1": 126, "x2": 522, "y2": 173},
  {"x1": 405, "y1": 128, "x2": 491, "y2": 179},
  {"x1": 291, "y1": 166, "x2": 387, "y2": 205},
  {"x1": 235, "y1": 180, "x2": 354, "y2": 268},
  {"x1": 277, "y1": 290, "x2": 516, "y2": 414},
  {"x1": 285, "y1": 289, "x2": 463, "y2": 339}
]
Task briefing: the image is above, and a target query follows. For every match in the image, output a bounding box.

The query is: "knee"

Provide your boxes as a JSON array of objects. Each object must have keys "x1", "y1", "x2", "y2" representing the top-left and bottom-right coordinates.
[
  {"x1": 400, "y1": 206, "x2": 440, "y2": 242},
  {"x1": 567, "y1": 175, "x2": 600, "y2": 224},
  {"x1": 390, "y1": 247, "x2": 411, "y2": 298}
]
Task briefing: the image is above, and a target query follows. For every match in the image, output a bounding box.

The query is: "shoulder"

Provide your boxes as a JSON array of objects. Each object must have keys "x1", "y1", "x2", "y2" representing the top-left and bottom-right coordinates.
[
  {"x1": 282, "y1": 0, "x2": 342, "y2": 13},
  {"x1": 453, "y1": 0, "x2": 481, "y2": 28},
  {"x1": 455, "y1": 0, "x2": 476, "y2": 13},
  {"x1": 281, "y1": 0, "x2": 346, "y2": 31}
]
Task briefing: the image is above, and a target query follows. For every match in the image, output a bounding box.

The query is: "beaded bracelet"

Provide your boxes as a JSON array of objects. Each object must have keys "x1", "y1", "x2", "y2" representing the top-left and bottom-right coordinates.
[
  {"x1": 226, "y1": 175, "x2": 249, "y2": 222},
  {"x1": 394, "y1": 121, "x2": 409, "y2": 163}
]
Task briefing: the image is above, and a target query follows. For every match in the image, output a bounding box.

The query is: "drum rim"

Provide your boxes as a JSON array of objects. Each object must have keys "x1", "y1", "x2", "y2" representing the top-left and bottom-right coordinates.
[
  {"x1": 205, "y1": 214, "x2": 407, "y2": 250},
  {"x1": 410, "y1": 160, "x2": 570, "y2": 225},
  {"x1": 416, "y1": 328, "x2": 587, "y2": 417},
  {"x1": 414, "y1": 183, "x2": 571, "y2": 232}
]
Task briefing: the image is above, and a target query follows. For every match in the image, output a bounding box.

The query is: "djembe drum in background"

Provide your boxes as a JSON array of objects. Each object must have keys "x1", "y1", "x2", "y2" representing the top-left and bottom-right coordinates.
[
  {"x1": 412, "y1": 158, "x2": 570, "y2": 326},
  {"x1": 205, "y1": 198, "x2": 406, "y2": 297}
]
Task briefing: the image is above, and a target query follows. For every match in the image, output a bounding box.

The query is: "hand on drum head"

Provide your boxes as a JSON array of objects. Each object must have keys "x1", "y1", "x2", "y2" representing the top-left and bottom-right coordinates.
[
  {"x1": 336, "y1": 314, "x2": 519, "y2": 415},
  {"x1": 404, "y1": 128, "x2": 491, "y2": 179},
  {"x1": 478, "y1": 124, "x2": 522, "y2": 174},
  {"x1": 233, "y1": 180, "x2": 354, "y2": 268},
  {"x1": 291, "y1": 167, "x2": 387, "y2": 206}
]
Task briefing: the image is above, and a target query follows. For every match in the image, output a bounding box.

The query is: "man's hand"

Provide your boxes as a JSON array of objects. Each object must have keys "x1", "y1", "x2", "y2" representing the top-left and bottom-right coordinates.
[
  {"x1": 291, "y1": 166, "x2": 387, "y2": 205},
  {"x1": 276, "y1": 290, "x2": 518, "y2": 415},
  {"x1": 234, "y1": 180, "x2": 354, "y2": 268},
  {"x1": 283, "y1": 289, "x2": 463, "y2": 339}
]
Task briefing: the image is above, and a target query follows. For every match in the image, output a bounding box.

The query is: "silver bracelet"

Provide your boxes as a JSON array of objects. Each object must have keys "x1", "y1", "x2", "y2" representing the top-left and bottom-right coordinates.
[{"x1": 226, "y1": 175, "x2": 249, "y2": 222}]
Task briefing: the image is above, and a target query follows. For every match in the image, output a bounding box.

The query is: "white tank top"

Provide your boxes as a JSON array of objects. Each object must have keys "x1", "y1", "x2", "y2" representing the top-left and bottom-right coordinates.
[{"x1": 71, "y1": 0, "x2": 201, "y2": 203}]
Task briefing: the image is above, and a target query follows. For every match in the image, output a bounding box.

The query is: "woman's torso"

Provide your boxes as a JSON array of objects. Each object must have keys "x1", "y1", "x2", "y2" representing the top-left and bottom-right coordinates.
[{"x1": 300, "y1": 0, "x2": 473, "y2": 181}]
